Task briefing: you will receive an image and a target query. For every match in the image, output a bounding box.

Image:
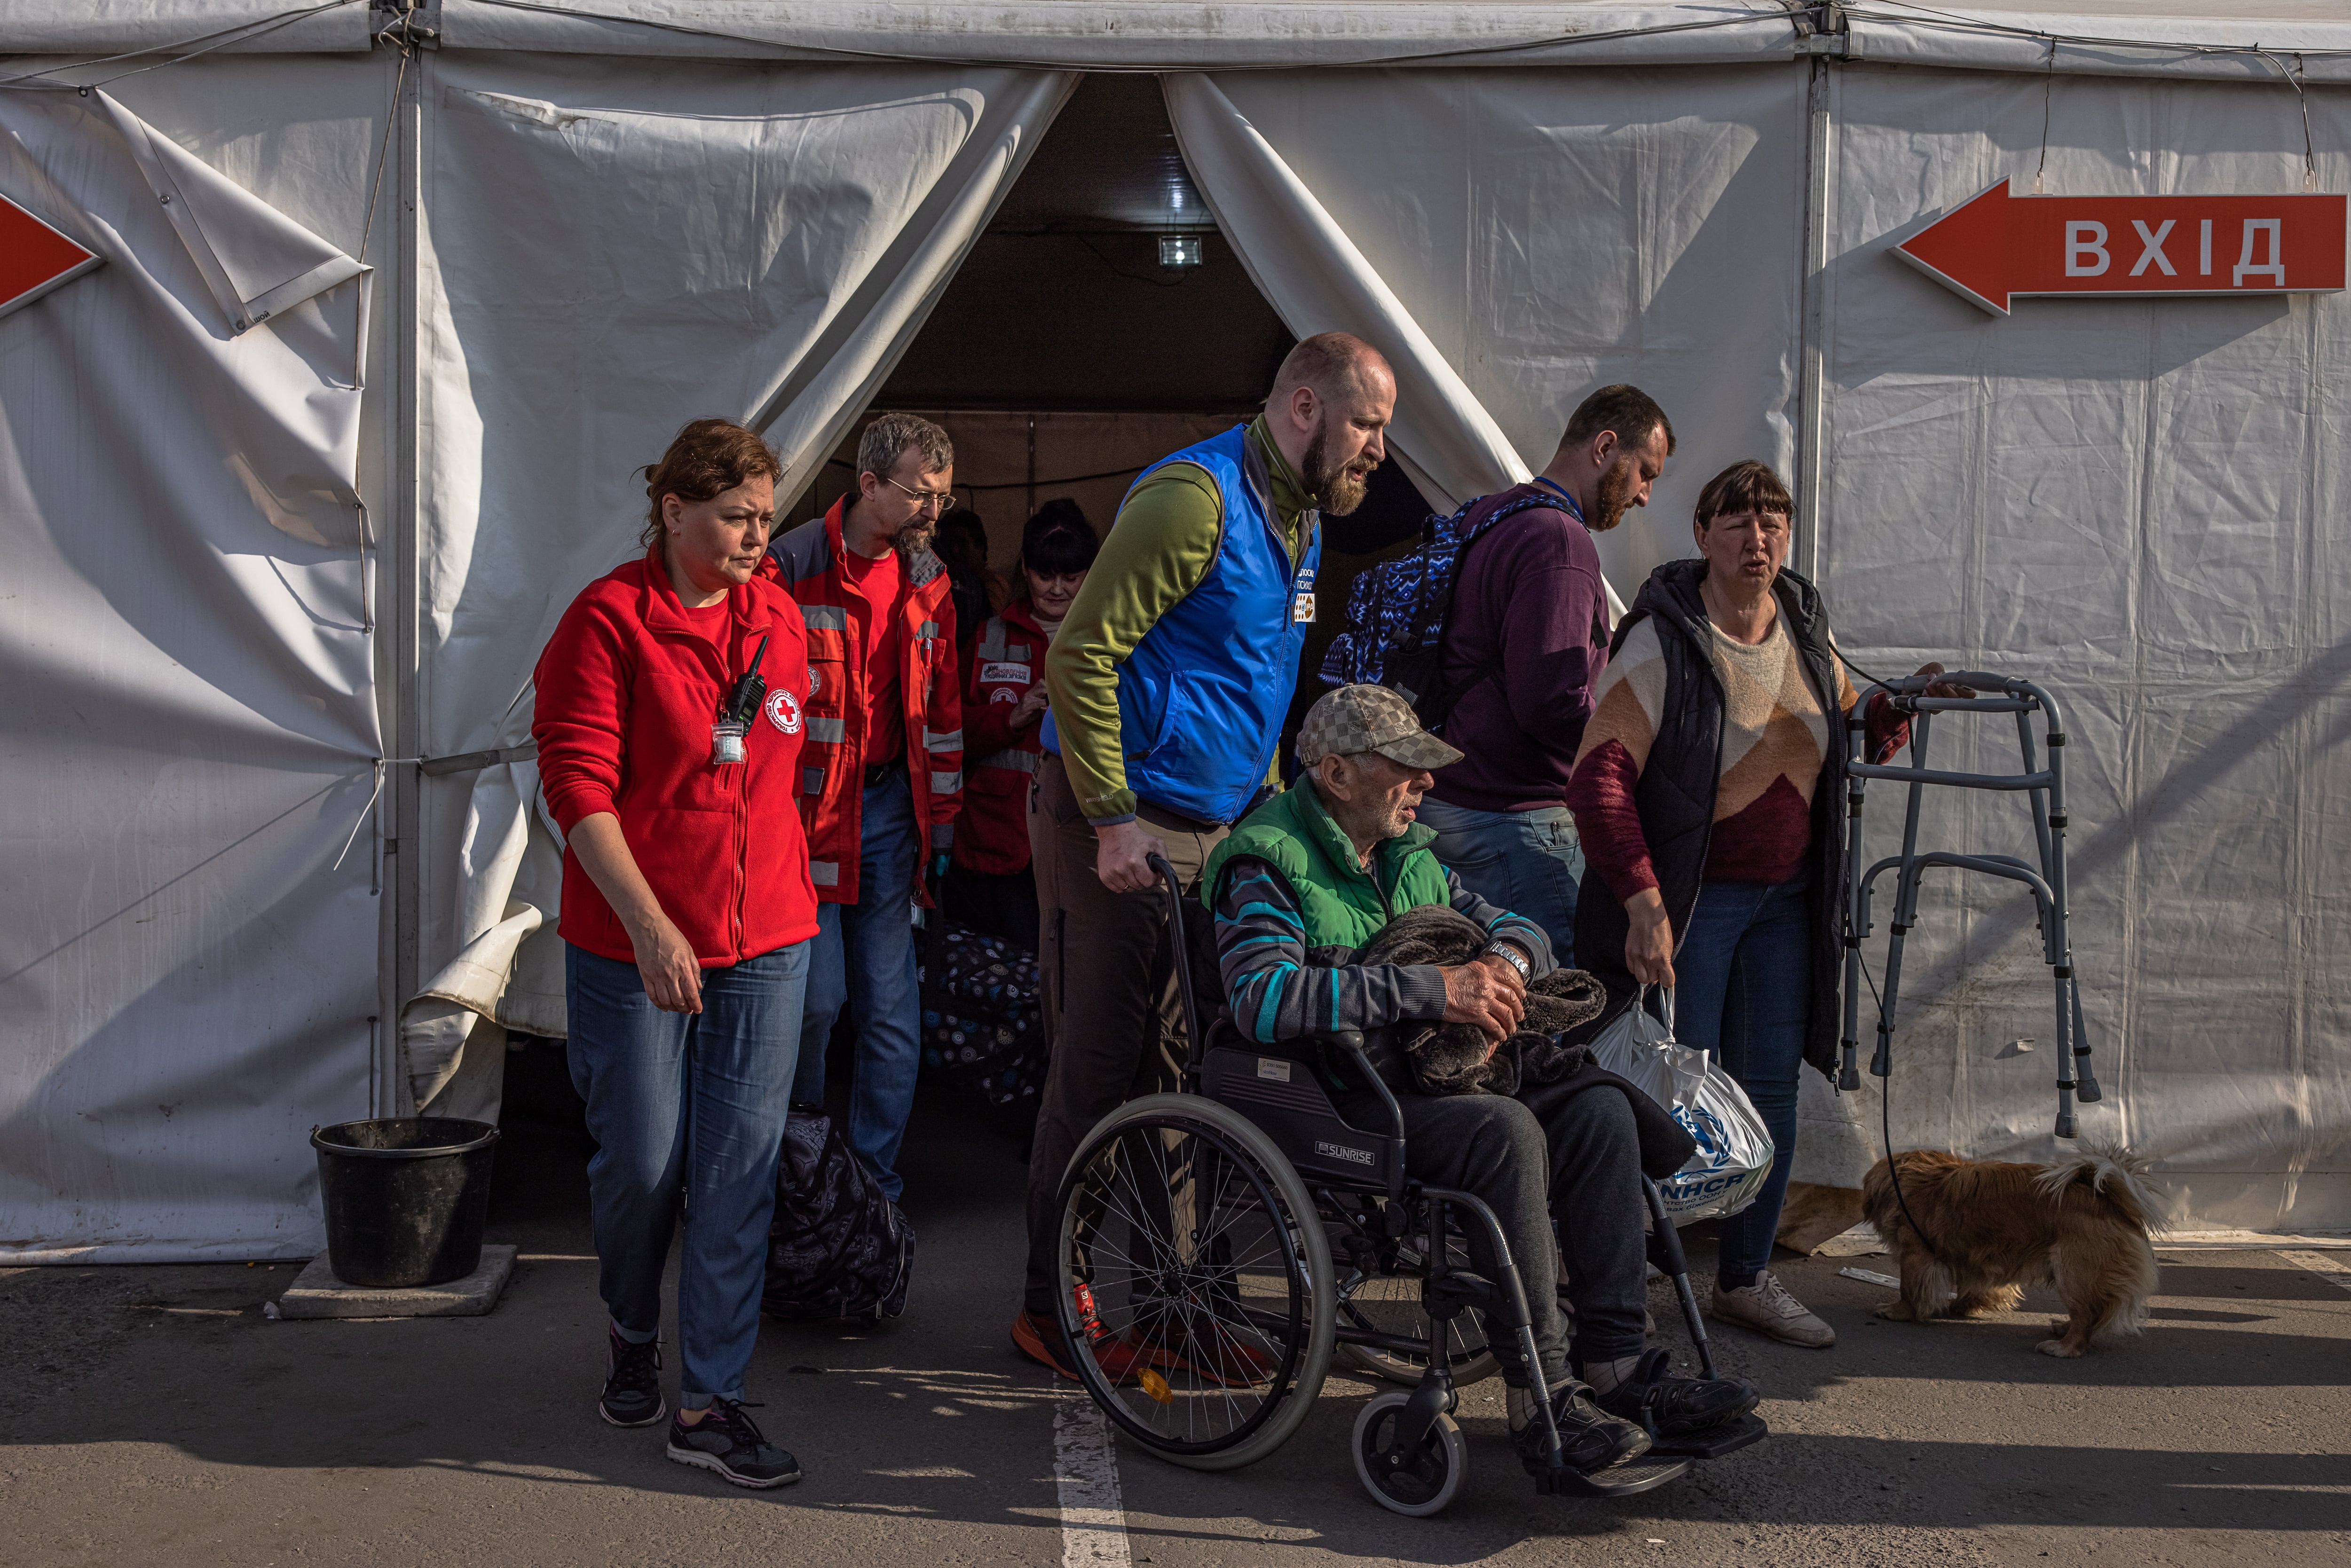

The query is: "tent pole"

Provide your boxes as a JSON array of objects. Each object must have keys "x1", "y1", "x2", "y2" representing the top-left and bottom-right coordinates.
[
  {"x1": 387, "y1": 39, "x2": 425, "y2": 1119},
  {"x1": 1794, "y1": 41, "x2": 1835, "y2": 582}
]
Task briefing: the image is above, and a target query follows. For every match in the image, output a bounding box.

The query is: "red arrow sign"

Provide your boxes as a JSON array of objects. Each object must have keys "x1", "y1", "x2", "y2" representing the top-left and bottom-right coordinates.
[
  {"x1": 0, "y1": 191, "x2": 103, "y2": 321},
  {"x1": 1895, "y1": 179, "x2": 2347, "y2": 315}
]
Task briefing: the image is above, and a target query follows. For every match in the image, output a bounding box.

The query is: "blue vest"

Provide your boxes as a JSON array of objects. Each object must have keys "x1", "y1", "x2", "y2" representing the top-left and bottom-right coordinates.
[{"x1": 1042, "y1": 424, "x2": 1318, "y2": 823}]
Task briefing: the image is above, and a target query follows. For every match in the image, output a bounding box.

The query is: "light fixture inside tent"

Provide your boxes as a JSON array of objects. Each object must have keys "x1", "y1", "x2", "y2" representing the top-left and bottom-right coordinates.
[{"x1": 1160, "y1": 173, "x2": 1204, "y2": 267}]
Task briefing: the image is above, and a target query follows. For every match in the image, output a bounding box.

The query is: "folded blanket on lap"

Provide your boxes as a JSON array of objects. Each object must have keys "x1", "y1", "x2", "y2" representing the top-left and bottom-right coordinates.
[{"x1": 1355, "y1": 906, "x2": 1607, "y2": 1097}]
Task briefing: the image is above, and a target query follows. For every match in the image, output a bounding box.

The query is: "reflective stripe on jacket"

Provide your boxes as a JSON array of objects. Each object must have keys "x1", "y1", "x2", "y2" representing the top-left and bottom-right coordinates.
[
  {"x1": 954, "y1": 600, "x2": 1049, "y2": 876},
  {"x1": 764, "y1": 499, "x2": 963, "y2": 905}
]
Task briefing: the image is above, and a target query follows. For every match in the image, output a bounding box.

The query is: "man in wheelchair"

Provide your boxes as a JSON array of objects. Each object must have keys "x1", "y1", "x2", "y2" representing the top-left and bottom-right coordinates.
[{"x1": 1200, "y1": 684, "x2": 1759, "y2": 1480}]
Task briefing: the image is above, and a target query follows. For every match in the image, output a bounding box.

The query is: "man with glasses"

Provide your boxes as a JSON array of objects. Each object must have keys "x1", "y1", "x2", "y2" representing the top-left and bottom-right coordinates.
[{"x1": 767, "y1": 412, "x2": 965, "y2": 1201}]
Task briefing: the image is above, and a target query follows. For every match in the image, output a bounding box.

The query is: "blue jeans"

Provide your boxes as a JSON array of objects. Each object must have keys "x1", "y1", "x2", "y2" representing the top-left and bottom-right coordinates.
[
  {"x1": 566, "y1": 938, "x2": 810, "y2": 1406},
  {"x1": 1416, "y1": 796, "x2": 1583, "y2": 965},
  {"x1": 792, "y1": 767, "x2": 921, "y2": 1201},
  {"x1": 1669, "y1": 876, "x2": 1811, "y2": 1288}
]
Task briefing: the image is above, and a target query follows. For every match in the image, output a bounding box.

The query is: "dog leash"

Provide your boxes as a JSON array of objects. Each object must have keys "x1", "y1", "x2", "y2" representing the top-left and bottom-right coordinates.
[{"x1": 1855, "y1": 943, "x2": 1943, "y2": 1264}]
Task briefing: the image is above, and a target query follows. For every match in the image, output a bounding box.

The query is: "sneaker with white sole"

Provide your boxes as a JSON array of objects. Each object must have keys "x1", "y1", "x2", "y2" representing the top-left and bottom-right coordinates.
[
  {"x1": 1710, "y1": 1269, "x2": 1835, "y2": 1348},
  {"x1": 666, "y1": 1397, "x2": 803, "y2": 1489}
]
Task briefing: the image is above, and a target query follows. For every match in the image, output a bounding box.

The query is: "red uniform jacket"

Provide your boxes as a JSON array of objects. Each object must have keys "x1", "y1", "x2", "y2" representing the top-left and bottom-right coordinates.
[
  {"x1": 953, "y1": 599, "x2": 1050, "y2": 876},
  {"x1": 534, "y1": 550, "x2": 818, "y2": 966},
  {"x1": 764, "y1": 500, "x2": 963, "y2": 905}
]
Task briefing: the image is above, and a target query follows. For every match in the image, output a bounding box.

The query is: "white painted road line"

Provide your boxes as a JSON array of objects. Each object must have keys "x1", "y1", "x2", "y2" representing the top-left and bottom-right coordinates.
[
  {"x1": 1054, "y1": 1396, "x2": 1131, "y2": 1568},
  {"x1": 2275, "y1": 1250, "x2": 2351, "y2": 1292}
]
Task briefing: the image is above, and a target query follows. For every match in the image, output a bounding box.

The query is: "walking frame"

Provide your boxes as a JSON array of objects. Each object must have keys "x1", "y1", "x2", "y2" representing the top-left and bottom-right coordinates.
[{"x1": 1838, "y1": 671, "x2": 2102, "y2": 1138}]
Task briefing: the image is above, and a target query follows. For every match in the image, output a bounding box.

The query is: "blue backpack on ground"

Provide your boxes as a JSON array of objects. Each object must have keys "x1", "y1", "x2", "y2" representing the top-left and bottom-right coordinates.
[{"x1": 1317, "y1": 489, "x2": 1559, "y2": 725}]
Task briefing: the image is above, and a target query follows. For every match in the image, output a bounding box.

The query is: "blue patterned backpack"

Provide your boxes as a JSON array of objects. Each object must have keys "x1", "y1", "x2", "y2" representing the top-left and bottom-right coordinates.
[{"x1": 1317, "y1": 489, "x2": 1562, "y2": 725}]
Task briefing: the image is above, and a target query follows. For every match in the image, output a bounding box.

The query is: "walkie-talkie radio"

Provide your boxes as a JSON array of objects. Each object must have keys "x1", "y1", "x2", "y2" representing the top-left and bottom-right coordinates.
[{"x1": 710, "y1": 634, "x2": 770, "y2": 766}]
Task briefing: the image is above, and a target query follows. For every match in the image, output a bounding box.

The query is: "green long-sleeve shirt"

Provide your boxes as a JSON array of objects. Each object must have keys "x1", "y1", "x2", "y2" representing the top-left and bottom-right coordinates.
[{"x1": 1045, "y1": 416, "x2": 1315, "y2": 824}]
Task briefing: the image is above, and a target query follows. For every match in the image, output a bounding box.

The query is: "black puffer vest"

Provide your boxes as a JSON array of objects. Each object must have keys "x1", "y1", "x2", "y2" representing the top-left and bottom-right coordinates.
[{"x1": 1571, "y1": 559, "x2": 1851, "y2": 1081}]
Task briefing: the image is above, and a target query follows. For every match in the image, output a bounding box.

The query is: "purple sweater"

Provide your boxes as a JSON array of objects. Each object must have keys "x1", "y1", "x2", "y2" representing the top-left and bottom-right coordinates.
[{"x1": 1427, "y1": 482, "x2": 1611, "y2": 814}]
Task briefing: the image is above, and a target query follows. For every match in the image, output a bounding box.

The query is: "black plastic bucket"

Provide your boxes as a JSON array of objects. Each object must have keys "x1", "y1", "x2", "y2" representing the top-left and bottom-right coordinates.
[{"x1": 311, "y1": 1118, "x2": 500, "y2": 1288}]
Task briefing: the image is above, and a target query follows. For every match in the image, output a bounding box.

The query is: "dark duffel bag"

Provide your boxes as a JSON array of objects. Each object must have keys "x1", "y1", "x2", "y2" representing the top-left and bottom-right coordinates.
[
  {"x1": 918, "y1": 921, "x2": 1045, "y2": 1109},
  {"x1": 762, "y1": 1105, "x2": 914, "y2": 1324}
]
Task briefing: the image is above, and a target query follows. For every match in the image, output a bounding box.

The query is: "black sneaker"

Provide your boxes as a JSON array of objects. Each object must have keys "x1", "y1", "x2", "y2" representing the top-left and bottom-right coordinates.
[
  {"x1": 1512, "y1": 1379, "x2": 1652, "y2": 1476},
  {"x1": 1588, "y1": 1347, "x2": 1759, "y2": 1437},
  {"x1": 600, "y1": 1328, "x2": 666, "y2": 1428},
  {"x1": 666, "y1": 1398, "x2": 803, "y2": 1489}
]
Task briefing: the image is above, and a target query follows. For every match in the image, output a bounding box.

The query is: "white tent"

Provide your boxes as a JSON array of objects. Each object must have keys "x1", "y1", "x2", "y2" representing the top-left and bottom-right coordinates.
[{"x1": 2, "y1": 0, "x2": 2345, "y2": 1259}]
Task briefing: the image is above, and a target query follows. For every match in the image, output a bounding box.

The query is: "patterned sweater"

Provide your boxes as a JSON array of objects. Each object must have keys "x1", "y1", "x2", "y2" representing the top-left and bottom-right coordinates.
[{"x1": 1567, "y1": 612, "x2": 1905, "y2": 899}]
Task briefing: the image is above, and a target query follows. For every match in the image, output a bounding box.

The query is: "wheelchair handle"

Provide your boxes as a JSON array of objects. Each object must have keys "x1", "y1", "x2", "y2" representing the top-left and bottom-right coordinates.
[{"x1": 1148, "y1": 853, "x2": 1208, "y2": 1080}]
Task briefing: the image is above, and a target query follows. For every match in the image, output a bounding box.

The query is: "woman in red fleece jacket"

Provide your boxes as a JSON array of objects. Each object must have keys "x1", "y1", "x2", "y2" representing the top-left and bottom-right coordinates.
[{"x1": 534, "y1": 418, "x2": 815, "y2": 1491}]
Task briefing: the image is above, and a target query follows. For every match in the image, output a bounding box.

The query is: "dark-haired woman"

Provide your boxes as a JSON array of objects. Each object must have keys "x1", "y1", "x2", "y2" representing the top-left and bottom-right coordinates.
[
  {"x1": 943, "y1": 501, "x2": 1100, "y2": 950},
  {"x1": 534, "y1": 418, "x2": 816, "y2": 1488},
  {"x1": 935, "y1": 506, "x2": 1009, "y2": 664},
  {"x1": 1566, "y1": 459, "x2": 1963, "y2": 1352}
]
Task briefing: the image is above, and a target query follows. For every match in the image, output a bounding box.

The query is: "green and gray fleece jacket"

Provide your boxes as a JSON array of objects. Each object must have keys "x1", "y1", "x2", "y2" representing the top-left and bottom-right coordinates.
[{"x1": 1201, "y1": 780, "x2": 1551, "y2": 1046}]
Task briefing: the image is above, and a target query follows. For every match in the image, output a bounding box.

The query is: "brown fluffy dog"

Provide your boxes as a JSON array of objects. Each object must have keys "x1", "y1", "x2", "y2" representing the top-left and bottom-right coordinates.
[{"x1": 1861, "y1": 1145, "x2": 2162, "y2": 1358}]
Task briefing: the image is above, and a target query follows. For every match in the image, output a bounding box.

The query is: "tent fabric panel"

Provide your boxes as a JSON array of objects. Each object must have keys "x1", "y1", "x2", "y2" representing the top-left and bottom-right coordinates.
[
  {"x1": 0, "y1": 85, "x2": 378, "y2": 1261},
  {"x1": 0, "y1": 0, "x2": 375, "y2": 56},
  {"x1": 1201, "y1": 63, "x2": 1807, "y2": 598},
  {"x1": 434, "y1": 0, "x2": 1804, "y2": 70},
  {"x1": 1847, "y1": 8, "x2": 2351, "y2": 84},
  {"x1": 1819, "y1": 63, "x2": 2351, "y2": 1229}
]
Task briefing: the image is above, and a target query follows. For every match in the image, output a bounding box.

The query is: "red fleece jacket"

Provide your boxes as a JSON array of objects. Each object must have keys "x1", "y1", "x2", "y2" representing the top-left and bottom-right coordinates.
[{"x1": 535, "y1": 550, "x2": 818, "y2": 967}]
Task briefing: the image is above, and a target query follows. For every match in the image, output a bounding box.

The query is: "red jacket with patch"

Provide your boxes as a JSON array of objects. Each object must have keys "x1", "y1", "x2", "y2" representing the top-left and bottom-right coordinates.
[
  {"x1": 953, "y1": 598, "x2": 1050, "y2": 876},
  {"x1": 764, "y1": 500, "x2": 963, "y2": 905},
  {"x1": 534, "y1": 549, "x2": 818, "y2": 966}
]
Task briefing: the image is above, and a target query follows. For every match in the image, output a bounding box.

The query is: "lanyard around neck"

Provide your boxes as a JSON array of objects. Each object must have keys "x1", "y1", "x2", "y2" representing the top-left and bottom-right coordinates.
[{"x1": 1531, "y1": 475, "x2": 1586, "y2": 524}]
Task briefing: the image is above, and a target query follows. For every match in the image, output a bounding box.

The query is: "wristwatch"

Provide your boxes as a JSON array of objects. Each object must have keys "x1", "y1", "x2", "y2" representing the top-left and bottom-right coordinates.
[{"x1": 1483, "y1": 941, "x2": 1531, "y2": 981}]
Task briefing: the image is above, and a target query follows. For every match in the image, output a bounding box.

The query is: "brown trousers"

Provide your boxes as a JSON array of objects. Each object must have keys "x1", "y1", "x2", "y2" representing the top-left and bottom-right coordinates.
[{"x1": 1021, "y1": 754, "x2": 1227, "y2": 1314}]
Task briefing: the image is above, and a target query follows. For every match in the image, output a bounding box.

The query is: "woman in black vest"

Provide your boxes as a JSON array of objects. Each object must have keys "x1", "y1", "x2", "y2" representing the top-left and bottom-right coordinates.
[{"x1": 1564, "y1": 460, "x2": 1962, "y2": 1350}]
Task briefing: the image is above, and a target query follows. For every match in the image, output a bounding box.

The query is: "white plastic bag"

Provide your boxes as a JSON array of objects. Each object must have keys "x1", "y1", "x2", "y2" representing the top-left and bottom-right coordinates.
[{"x1": 1591, "y1": 989, "x2": 1775, "y2": 1222}]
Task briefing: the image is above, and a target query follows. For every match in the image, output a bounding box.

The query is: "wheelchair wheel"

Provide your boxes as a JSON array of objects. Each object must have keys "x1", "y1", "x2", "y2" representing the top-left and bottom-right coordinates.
[
  {"x1": 1351, "y1": 1390, "x2": 1467, "y2": 1517},
  {"x1": 1055, "y1": 1093, "x2": 1335, "y2": 1472},
  {"x1": 1335, "y1": 1227, "x2": 1504, "y2": 1388}
]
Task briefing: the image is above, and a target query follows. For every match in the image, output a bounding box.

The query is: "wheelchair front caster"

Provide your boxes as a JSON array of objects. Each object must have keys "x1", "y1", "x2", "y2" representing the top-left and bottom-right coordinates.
[{"x1": 1352, "y1": 1390, "x2": 1466, "y2": 1517}]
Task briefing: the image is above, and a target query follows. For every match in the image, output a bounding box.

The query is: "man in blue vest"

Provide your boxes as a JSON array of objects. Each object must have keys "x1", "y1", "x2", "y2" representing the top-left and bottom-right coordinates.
[{"x1": 1011, "y1": 332, "x2": 1396, "y2": 1376}]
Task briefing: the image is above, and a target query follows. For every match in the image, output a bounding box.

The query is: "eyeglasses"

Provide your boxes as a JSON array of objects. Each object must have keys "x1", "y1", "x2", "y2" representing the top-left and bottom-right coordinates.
[{"x1": 881, "y1": 474, "x2": 956, "y2": 513}]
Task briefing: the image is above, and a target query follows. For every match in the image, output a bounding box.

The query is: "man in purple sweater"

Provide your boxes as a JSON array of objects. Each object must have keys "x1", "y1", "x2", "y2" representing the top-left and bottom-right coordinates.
[{"x1": 1417, "y1": 385, "x2": 1674, "y2": 962}]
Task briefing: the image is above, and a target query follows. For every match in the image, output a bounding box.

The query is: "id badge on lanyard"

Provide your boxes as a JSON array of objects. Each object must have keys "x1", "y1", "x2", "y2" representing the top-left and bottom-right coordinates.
[{"x1": 1291, "y1": 563, "x2": 1318, "y2": 624}]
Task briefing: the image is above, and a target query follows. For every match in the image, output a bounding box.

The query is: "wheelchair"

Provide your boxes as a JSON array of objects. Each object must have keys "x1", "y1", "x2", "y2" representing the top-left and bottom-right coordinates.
[{"x1": 1051, "y1": 857, "x2": 1767, "y2": 1516}]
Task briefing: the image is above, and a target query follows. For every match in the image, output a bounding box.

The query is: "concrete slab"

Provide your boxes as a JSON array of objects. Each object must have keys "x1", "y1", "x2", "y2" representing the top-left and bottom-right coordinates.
[{"x1": 272, "y1": 1245, "x2": 515, "y2": 1319}]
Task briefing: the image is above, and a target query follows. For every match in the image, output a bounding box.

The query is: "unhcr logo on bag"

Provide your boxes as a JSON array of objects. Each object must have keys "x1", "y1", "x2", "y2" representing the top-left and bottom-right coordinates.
[
  {"x1": 1661, "y1": 1168, "x2": 1765, "y2": 1206},
  {"x1": 1657, "y1": 1102, "x2": 1772, "y2": 1218}
]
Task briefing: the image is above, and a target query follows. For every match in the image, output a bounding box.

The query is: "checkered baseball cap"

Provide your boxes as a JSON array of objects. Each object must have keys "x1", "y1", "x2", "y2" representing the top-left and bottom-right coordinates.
[{"x1": 1296, "y1": 684, "x2": 1464, "y2": 771}]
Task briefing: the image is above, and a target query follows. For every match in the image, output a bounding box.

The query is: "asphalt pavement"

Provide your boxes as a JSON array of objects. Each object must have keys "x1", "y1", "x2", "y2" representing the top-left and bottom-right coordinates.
[{"x1": 3, "y1": 1062, "x2": 2347, "y2": 1568}]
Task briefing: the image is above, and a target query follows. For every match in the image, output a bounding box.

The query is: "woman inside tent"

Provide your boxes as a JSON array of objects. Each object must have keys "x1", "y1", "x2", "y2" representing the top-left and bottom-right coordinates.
[
  {"x1": 1565, "y1": 460, "x2": 1964, "y2": 1350},
  {"x1": 533, "y1": 418, "x2": 817, "y2": 1489}
]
